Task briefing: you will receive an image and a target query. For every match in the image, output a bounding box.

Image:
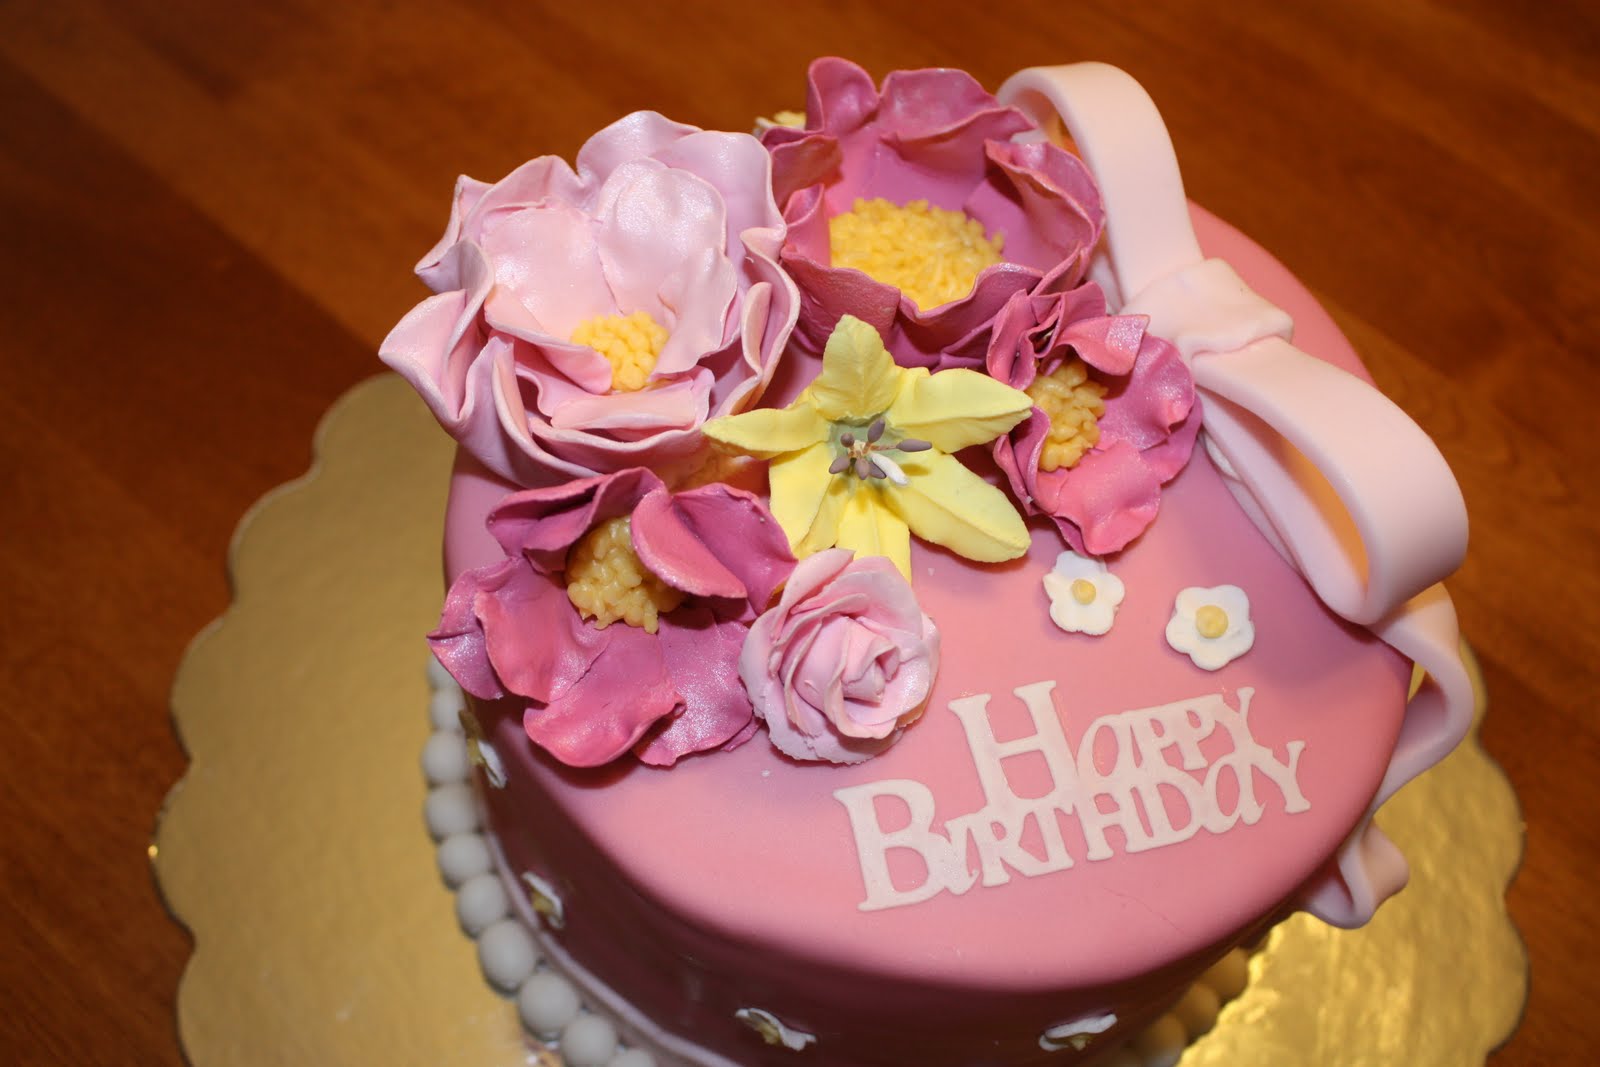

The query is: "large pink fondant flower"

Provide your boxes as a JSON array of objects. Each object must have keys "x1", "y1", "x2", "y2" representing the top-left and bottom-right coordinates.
[
  {"x1": 989, "y1": 279, "x2": 1200, "y2": 555},
  {"x1": 740, "y1": 549, "x2": 939, "y2": 765},
  {"x1": 381, "y1": 114, "x2": 800, "y2": 486},
  {"x1": 761, "y1": 57, "x2": 1103, "y2": 369},
  {"x1": 431, "y1": 469, "x2": 795, "y2": 768}
]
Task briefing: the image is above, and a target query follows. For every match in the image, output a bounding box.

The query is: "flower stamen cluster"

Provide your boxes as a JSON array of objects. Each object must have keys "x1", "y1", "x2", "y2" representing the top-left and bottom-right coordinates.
[
  {"x1": 1025, "y1": 359, "x2": 1107, "y2": 472},
  {"x1": 565, "y1": 515, "x2": 684, "y2": 633},
  {"x1": 826, "y1": 417, "x2": 932, "y2": 486},
  {"x1": 571, "y1": 310, "x2": 668, "y2": 393},
  {"x1": 829, "y1": 197, "x2": 1004, "y2": 311}
]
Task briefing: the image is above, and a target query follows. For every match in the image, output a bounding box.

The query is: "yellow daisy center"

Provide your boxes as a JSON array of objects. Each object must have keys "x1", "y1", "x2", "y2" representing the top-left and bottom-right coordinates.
[
  {"x1": 1025, "y1": 359, "x2": 1107, "y2": 472},
  {"x1": 571, "y1": 311, "x2": 667, "y2": 392},
  {"x1": 564, "y1": 515, "x2": 684, "y2": 634},
  {"x1": 829, "y1": 197, "x2": 1003, "y2": 311},
  {"x1": 1195, "y1": 605, "x2": 1230, "y2": 640},
  {"x1": 1070, "y1": 578, "x2": 1098, "y2": 605}
]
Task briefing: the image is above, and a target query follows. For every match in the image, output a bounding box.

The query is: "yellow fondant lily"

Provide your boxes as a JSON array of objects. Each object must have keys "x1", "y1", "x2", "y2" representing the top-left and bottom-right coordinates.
[{"x1": 704, "y1": 316, "x2": 1033, "y2": 579}]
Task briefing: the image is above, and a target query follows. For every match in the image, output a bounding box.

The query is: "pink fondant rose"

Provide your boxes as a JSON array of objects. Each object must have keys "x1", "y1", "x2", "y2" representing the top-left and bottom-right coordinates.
[
  {"x1": 741, "y1": 549, "x2": 939, "y2": 765},
  {"x1": 989, "y1": 279, "x2": 1200, "y2": 555},
  {"x1": 381, "y1": 113, "x2": 800, "y2": 486},
  {"x1": 431, "y1": 469, "x2": 795, "y2": 768},
  {"x1": 762, "y1": 57, "x2": 1103, "y2": 368}
]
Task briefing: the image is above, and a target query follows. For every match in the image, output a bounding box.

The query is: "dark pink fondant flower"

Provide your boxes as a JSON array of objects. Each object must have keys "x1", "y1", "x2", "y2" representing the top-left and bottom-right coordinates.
[
  {"x1": 989, "y1": 278, "x2": 1200, "y2": 555},
  {"x1": 430, "y1": 469, "x2": 795, "y2": 768},
  {"x1": 381, "y1": 113, "x2": 799, "y2": 487},
  {"x1": 761, "y1": 57, "x2": 1103, "y2": 369},
  {"x1": 740, "y1": 549, "x2": 939, "y2": 765}
]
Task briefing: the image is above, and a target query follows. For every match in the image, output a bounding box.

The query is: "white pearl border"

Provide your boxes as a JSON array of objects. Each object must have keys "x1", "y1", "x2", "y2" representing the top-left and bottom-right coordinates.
[{"x1": 421, "y1": 657, "x2": 1254, "y2": 1066}]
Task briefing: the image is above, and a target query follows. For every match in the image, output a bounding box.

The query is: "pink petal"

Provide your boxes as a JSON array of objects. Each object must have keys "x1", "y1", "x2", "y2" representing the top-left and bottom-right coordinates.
[
  {"x1": 479, "y1": 198, "x2": 614, "y2": 341},
  {"x1": 576, "y1": 111, "x2": 701, "y2": 187},
  {"x1": 548, "y1": 374, "x2": 707, "y2": 435},
  {"x1": 635, "y1": 605, "x2": 755, "y2": 765},
  {"x1": 524, "y1": 622, "x2": 679, "y2": 767},
  {"x1": 486, "y1": 468, "x2": 662, "y2": 570}
]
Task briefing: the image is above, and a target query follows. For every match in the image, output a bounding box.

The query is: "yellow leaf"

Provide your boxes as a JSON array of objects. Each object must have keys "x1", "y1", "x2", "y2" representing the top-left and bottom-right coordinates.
[
  {"x1": 704, "y1": 404, "x2": 830, "y2": 456},
  {"x1": 836, "y1": 484, "x2": 913, "y2": 580},
  {"x1": 889, "y1": 451, "x2": 1030, "y2": 563},
  {"x1": 769, "y1": 441, "x2": 840, "y2": 550},
  {"x1": 886, "y1": 367, "x2": 1033, "y2": 453},
  {"x1": 806, "y1": 315, "x2": 901, "y2": 423}
]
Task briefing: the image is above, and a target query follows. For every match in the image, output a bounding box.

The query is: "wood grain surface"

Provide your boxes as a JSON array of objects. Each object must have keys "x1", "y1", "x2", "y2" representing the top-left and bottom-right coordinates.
[{"x1": 2, "y1": 1, "x2": 1594, "y2": 1063}]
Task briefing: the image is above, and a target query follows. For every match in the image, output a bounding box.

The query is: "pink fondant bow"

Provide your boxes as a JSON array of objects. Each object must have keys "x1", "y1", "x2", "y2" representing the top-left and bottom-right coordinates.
[{"x1": 1000, "y1": 63, "x2": 1475, "y2": 927}]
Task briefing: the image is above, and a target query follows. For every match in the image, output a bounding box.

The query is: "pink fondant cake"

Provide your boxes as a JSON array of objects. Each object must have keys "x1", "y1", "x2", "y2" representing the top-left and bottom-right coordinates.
[{"x1": 385, "y1": 59, "x2": 1473, "y2": 1066}]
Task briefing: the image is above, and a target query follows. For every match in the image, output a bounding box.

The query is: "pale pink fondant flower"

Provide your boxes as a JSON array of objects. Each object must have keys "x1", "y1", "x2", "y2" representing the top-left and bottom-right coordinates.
[
  {"x1": 740, "y1": 548, "x2": 939, "y2": 765},
  {"x1": 381, "y1": 113, "x2": 800, "y2": 486},
  {"x1": 761, "y1": 57, "x2": 1103, "y2": 369},
  {"x1": 430, "y1": 469, "x2": 795, "y2": 768},
  {"x1": 988, "y1": 279, "x2": 1200, "y2": 555}
]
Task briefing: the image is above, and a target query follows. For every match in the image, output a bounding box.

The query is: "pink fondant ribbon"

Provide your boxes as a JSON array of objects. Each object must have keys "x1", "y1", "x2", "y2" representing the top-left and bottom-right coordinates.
[{"x1": 999, "y1": 63, "x2": 1474, "y2": 927}]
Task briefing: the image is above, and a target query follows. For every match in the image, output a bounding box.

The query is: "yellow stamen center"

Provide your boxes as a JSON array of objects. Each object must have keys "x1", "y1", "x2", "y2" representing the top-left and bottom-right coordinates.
[
  {"x1": 565, "y1": 515, "x2": 684, "y2": 633},
  {"x1": 1025, "y1": 359, "x2": 1107, "y2": 472},
  {"x1": 1070, "y1": 578, "x2": 1098, "y2": 605},
  {"x1": 829, "y1": 197, "x2": 1003, "y2": 311},
  {"x1": 1196, "y1": 605, "x2": 1230, "y2": 640},
  {"x1": 571, "y1": 310, "x2": 667, "y2": 392}
]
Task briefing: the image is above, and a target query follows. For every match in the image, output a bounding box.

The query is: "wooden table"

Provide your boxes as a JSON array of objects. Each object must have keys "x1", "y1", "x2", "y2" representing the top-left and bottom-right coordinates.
[{"x1": 3, "y1": 2, "x2": 1594, "y2": 1062}]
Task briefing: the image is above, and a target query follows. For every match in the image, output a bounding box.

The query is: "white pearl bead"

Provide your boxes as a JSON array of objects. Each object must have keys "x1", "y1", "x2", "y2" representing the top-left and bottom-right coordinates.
[
  {"x1": 561, "y1": 1014, "x2": 618, "y2": 1067},
  {"x1": 1131, "y1": 1013, "x2": 1187, "y2": 1067},
  {"x1": 429, "y1": 686, "x2": 465, "y2": 730},
  {"x1": 608, "y1": 1050, "x2": 656, "y2": 1067},
  {"x1": 518, "y1": 971, "x2": 581, "y2": 1036},
  {"x1": 437, "y1": 833, "x2": 492, "y2": 887},
  {"x1": 424, "y1": 784, "x2": 478, "y2": 839},
  {"x1": 456, "y1": 873, "x2": 510, "y2": 935},
  {"x1": 1173, "y1": 980, "x2": 1221, "y2": 1037},
  {"x1": 477, "y1": 919, "x2": 538, "y2": 993},
  {"x1": 422, "y1": 731, "x2": 471, "y2": 785},
  {"x1": 1202, "y1": 948, "x2": 1250, "y2": 999},
  {"x1": 425, "y1": 655, "x2": 455, "y2": 692}
]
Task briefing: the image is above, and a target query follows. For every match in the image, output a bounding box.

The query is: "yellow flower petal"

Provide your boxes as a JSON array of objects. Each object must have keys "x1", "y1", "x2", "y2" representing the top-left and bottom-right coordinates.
[
  {"x1": 704, "y1": 404, "x2": 830, "y2": 456},
  {"x1": 889, "y1": 450, "x2": 1031, "y2": 563},
  {"x1": 886, "y1": 366, "x2": 1033, "y2": 453},
  {"x1": 768, "y1": 441, "x2": 839, "y2": 549},
  {"x1": 795, "y1": 475, "x2": 851, "y2": 559},
  {"x1": 806, "y1": 315, "x2": 902, "y2": 423},
  {"x1": 836, "y1": 484, "x2": 913, "y2": 580}
]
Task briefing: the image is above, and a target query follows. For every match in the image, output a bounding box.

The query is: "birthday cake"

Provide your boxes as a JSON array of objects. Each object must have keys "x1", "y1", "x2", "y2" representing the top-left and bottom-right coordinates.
[{"x1": 383, "y1": 59, "x2": 1473, "y2": 1066}]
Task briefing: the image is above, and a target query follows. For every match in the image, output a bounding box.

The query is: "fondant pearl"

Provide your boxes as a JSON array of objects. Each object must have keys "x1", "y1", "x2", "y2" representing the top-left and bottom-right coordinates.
[
  {"x1": 1173, "y1": 979, "x2": 1221, "y2": 1037},
  {"x1": 1195, "y1": 604, "x2": 1229, "y2": 639},
  {"x1": 424, "y1": 784, "x2": 478, "y2": 839},
  {"x1": 477, "y1": 918, "x2": 538, "y2": 993},
  {"x1": 1202, "y1": 948, "x2": 1250, "y2": 999},
  {"x1": 437, "y1": 832, "x2": 492, "y2": 887},
  {"x1": 425, "y1": 655, "x2": 455, "y2": 692},
  {"x1": 422, "y1": 732, "x2": 471, "y2": 785},
  {"x1": 1070, "y1": 577, "x2": 1097, "y2": 604},
  {"x1": 429, "y1": 685, "x2": 465, "y2": 730},
  {"x1": 561, "y1": 1014, "x2": 619, "y2": 1067},
  {"x1": 1130, "y1": 1013, "x2": 1186, "y2": 1067},
  {"x1": 455, "y1": 873, "x2": 510, "y2": 935},
  {"x1": 608, "y1": 1050, "x2": 657, "y2": 1067},
  {"x1": 518, "y1": 971, "x2": 582, "y2": 1036}
]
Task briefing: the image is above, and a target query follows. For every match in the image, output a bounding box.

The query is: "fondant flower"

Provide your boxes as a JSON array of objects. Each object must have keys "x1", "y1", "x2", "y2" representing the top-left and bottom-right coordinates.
[
  {"x1": 1042, "y1": 550, "x2": 1124, "y2": 636},
  {"x1": 988, "y1": 279, "x2": 1200, "y2": 554},
  {"x1": 761, "y1": 57, "x2": 1103, "y2": 368},
  {"x1": 381, "y1": 113, "x2": 800, "y2": 486},
  {"x1": 741, "y1": 549, "x2": 938, "y2": 764},
  {"x1": 1165, "y1": 585, "x2": 1255, "y2": 670},
  {"x1": 703, "y1": 316, "x2": 1032, "y2": 580},
  {"x1": 429, "y1": 469, "x2": 795, "y2": 767}
]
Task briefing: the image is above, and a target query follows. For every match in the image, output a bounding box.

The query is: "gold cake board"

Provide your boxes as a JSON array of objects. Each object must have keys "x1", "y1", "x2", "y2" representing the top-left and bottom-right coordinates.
[{"x1": 153, "y1": 375, "x2": 1527, "y2": 1065}]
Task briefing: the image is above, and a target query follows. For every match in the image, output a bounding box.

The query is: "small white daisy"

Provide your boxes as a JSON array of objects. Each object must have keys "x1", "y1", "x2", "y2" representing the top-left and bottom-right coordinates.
[
  {"x1": 1043, "y1": 550, "x2": 1125, "y2": 636},
  {"x1": 1166, "y1": 585, "x2": 1255, "y2": 670}
]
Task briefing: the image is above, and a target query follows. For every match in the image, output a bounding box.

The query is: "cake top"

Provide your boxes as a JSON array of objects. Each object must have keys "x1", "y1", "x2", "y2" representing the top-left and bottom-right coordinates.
[{"x1": 383, "y1": 57, "x2": 1474, "y2": 929}]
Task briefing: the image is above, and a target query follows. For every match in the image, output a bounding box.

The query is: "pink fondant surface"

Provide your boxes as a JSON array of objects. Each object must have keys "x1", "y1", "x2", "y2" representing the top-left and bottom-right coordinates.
[{"x1": 444, "y1": 209, "x2": 1412, "y2": 1065}]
